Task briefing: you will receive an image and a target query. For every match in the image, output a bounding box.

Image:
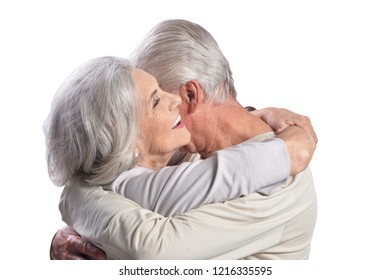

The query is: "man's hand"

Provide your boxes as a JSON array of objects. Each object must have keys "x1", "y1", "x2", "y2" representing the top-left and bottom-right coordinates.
[
  {"x1": 251, "y1": 107, "x2": 318, "y2": 145},
  {"x1": 50, "y1": 226, "x2": 106, "y2": 260}
]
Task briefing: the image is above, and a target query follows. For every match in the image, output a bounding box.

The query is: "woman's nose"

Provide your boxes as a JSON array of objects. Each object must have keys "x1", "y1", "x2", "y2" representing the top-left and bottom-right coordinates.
[{"x1": 168, "y1": 93, "x2": 182, "y2": 110}]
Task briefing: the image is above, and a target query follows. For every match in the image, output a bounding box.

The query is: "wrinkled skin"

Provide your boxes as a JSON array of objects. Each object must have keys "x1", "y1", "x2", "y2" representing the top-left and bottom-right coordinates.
[{"x1": 51, "y1": 226, "x2": 106, "y2": 260}]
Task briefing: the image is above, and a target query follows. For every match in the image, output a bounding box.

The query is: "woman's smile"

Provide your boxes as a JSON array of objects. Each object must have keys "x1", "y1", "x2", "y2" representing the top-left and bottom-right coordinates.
[{"x1": 172, "y1": 115, "x2": 183, "y2": 129}]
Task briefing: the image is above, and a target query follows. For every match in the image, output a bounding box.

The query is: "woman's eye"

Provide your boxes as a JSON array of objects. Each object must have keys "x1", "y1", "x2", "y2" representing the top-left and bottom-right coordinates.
[{"x1": 153, "y1": 97, "x2": 160, "y2": 108}]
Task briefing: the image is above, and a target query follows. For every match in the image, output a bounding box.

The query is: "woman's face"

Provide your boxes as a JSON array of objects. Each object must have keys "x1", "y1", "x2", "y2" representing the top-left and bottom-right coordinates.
[{"x1": 133, "y1": 69, "x2": 190, "y2": 163}]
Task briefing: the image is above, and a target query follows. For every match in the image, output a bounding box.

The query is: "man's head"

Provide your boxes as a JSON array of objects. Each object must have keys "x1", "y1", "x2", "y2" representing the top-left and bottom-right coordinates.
[
  {"x1": 130, "y1": 19, "x2": 236, "y2": 103},
  {"x1": 130, "y1": 19, "x2": 237, "y2": 152}
]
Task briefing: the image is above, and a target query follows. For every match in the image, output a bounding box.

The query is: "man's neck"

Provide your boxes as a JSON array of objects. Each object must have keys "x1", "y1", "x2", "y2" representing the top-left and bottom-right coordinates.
[{"x1": 198, "y1": 97, "x2": 273, "y2": 157}]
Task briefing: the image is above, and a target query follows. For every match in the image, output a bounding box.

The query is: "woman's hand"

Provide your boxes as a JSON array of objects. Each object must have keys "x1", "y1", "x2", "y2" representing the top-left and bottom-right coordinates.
[
  {"x1": 277, "y1": 125, "x2": 316, "y2": 175},
  {"x1": 250, "y1": 107, "x2": 318, "y2": 175},
  {"x1": 50, "y1": 226, "x2": 106, "y2": 260},
  {"x1": 251, "y1": 107, "x2": 318, "y2": 145}
]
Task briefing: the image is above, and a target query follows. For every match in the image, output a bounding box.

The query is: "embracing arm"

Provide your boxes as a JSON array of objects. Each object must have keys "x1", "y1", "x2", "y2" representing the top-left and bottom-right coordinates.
[
  {"x1": 107, "y1": 120, "x2": 315, "y2": 217},
  {"x1": 250, "y1": 107, "x2": 317, "y2": 175},
  {"x1": 105, "y1": 136, "x2": 289, "y2": 216}
]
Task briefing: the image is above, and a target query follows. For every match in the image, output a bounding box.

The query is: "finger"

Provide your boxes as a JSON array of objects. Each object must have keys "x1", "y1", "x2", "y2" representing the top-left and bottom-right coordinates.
[
  {"x1": 82, "y1": 242, "x2": 107, "y2": 260},
  {"x1": 275, "y1": 123, "x2": 290, "y2": 134},
  {"x1": 248, "y1": 109, "x2": 264, "y2": 117},
  {"x1": 285, "y1": 120, "x2": 298, "y2": 126},
  {"x1": 72, "y1": 238, "x2": 106, "y2": 260}
]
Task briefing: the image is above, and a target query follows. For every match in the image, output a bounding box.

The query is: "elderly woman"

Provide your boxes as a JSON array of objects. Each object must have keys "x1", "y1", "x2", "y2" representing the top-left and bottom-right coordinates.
[{"x1": 44, "y1": 56, "x2": 296, "y2": 217}]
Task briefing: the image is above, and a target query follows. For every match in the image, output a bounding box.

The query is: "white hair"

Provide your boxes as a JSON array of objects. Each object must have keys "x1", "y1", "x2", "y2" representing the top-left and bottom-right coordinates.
[
  {"x1": 130, "y1": 19, "x2": 236, "y2": 104},
  {"x1": 43, "y1": 56, "x2": 139, "y2": 186}
]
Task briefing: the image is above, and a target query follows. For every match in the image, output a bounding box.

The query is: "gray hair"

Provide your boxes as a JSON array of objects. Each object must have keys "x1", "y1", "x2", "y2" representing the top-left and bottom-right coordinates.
[
  {"x1": 43, "y1": 56, "x2": 139, "y2": 186},
  {"x1": 130, "y1": 19, "x2": 236, "y2": 104}
]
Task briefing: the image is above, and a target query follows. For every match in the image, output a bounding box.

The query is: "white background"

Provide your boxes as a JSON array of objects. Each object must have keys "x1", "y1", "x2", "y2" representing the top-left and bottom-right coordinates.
[{"x1": 1, "y1": 0, "x2": 389, "y2": 279}]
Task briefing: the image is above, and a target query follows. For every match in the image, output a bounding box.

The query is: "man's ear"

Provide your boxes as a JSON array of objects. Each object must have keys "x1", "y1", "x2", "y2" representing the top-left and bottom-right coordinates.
[{"x1": 179, "y1": 80, "x2": 204, "y2": 114}]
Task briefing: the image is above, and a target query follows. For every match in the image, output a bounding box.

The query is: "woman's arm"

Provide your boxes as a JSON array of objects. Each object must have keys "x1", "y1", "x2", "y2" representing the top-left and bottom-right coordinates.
[{"x1": 104, "y1": 135, "x2": 289, "y2": 216}]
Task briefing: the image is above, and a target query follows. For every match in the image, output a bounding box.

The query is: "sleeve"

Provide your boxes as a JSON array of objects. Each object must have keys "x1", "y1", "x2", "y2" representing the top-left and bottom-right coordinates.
[
  {"x1": 59, "y1": 182, "x2": 298, "y2": 260},
  {"x1": 106, "y1": 137, "x2": 290, "y2": 216}
]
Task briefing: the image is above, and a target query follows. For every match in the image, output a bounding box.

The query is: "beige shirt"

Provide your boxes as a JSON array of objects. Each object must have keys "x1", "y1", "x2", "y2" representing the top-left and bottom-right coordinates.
[{"x1": 60, "y1": 134, "x2": 317, "y2": 259}]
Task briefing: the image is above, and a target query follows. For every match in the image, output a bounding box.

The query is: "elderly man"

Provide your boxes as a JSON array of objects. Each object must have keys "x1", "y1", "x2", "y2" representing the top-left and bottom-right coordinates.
[{"x1": 51, "y1": 19, "x2": 317, "y2": 260}]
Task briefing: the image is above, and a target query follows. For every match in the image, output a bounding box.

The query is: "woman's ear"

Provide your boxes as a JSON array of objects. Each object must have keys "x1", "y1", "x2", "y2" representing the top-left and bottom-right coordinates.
[{"x1": 179, "y1": 80, "x2": 205, "y2": 114}]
